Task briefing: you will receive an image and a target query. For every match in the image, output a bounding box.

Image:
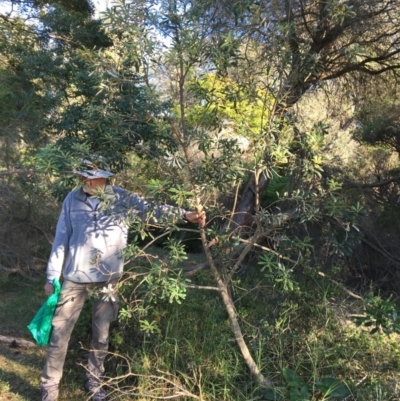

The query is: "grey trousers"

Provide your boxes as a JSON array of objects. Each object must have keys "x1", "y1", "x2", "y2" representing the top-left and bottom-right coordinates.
[{"x1": 40, "y1": 279, "x2": 119, "y2": 386}]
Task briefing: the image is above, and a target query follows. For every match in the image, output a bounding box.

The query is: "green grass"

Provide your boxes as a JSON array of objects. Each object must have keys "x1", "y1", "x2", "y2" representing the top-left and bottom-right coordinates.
[
  {"x1": 0, "y1": 274, "x2": 94, "y2": 400},
  {"x1": 0, "y1": 264, "x2": 400, "y2": 401}
]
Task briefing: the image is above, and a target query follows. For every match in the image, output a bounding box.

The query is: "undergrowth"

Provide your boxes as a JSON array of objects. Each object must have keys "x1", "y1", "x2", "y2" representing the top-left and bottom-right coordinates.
[{"x1": 0, "y1": 259, "x2": 399, "y2": 400}]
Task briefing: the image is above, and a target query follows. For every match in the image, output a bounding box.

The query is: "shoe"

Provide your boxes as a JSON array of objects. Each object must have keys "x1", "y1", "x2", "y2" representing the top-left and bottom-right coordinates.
[
  {"x1": 84, "y1": 379, "x2": 107, "y2": 400},
  {"x1": 40, "y1": 384, "x2": 59, "y2": 401}
]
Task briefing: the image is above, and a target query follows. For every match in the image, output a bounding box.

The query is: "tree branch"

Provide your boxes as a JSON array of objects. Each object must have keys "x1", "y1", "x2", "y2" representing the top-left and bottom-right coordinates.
[
  {"x1": 186, "y1": 284, "x2": 220, "y2": 291},
  {"x1": 343, "y1": 176, "x2": 400, "y2": 189},
  {"x1": 29, "y1": 223, "x2": 54, "y2": 245},
  {"x1": 317, "y1": 271, "x2": 363, "y2": 300}
]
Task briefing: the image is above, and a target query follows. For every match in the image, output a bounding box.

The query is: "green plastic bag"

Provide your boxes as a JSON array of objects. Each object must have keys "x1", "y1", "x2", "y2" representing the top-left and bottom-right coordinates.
[{"x1": 27, "y1": 278, "x2": 61, "y2": 346}]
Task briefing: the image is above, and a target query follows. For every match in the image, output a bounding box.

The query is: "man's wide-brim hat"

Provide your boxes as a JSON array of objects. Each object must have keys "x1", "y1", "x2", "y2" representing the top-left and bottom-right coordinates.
[
  {"x1": 76, "y1": 169, "x2": 114, "y2": 179},
  {"x1": 74, "y1": 158, "x2": 114, "y2": 179}
]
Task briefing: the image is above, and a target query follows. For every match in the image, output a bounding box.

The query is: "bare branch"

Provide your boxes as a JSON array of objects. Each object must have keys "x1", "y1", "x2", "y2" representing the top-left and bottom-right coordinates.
[
  {"x1": 344, "y1": 175, "x2": 400, "y2": 189},
  {"x1": 317, "y1": 271, "x2": 363, "y2": 300},
  {"x1": 186, "y1": 284, "x2": 220, "y2": 291}
]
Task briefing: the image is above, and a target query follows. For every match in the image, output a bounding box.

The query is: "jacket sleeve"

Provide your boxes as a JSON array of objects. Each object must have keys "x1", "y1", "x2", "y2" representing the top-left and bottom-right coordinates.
[
  {"x1": 121, "y1": 189, "x2": 186, "y2": 224},
  {"x1": 46, "y1": 195, "x2": 72, "y2": 283}
]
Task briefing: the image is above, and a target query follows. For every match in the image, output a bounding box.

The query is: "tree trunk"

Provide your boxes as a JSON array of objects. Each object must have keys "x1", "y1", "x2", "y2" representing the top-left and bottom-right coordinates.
[
  {"x1": 230, "y1": 173, "x2": 268, "y2": 229},
  {"x1": 218, "y1": 285, "x2": 273, "y2": 388},
  {"x1": 199, "y1": 229, "x2": 273, "y2": 388}
]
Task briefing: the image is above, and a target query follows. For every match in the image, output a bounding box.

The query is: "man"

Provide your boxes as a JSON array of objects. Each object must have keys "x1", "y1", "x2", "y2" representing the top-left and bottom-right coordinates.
[{"x1": 40, "y1": 160, "x2": 205, "y2": 401}]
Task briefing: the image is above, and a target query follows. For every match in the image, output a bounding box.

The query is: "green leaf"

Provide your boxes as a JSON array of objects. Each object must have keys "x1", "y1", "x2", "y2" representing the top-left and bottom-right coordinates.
[
  {"x1": 316, "y1": 377, "x2": 351, "y2": 397},
  {"x1": 289, "y1": 386, "x2": 310, "y2": 401},
  {"x1": 282, "y1": 368, "x2": 306, "y2": 388},
  {"x1": 264, "y1": 389, "x2": 285, "y2": 400}
]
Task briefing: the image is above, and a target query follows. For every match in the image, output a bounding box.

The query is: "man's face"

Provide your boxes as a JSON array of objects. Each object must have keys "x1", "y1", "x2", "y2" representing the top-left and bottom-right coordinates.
[{"x1": 81, "y1": 177, "x2": 107, "y2": 195}]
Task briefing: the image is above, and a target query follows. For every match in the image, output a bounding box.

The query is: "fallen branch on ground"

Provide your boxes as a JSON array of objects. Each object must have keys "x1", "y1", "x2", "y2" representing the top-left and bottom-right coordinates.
[{"x1": 0, "y1": 335, "x2": 36, "y2": 348}]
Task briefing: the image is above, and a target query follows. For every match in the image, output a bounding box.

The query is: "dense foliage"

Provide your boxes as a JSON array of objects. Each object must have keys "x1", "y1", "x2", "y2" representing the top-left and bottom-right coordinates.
[{"x1": 1, "y1": 0, "x2": 400, "y2": 399}]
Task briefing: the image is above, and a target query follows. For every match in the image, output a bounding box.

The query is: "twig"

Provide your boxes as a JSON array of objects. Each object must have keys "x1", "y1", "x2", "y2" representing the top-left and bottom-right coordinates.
[
  {"x1": 245, "y1": 240, "x2": 364, "y2": 300},
  {"x1": 344, "y1": 175, "x2": 400, "y2": 189},
  {"x1": 226, "y1": 182, "x2": 241, "y2": 232},
  {"x1": 186, "y1": 284, "x2": 220, "y2": 291},
  {"x1": 233, "y1": 282, "x2": 269, "y2": 304},
  {"x1": 0, "y1": 264, "x2": 21, "y2": 274},
  {"x1": 342, "y1": 375, "x2": 367, "y2": 400},
  {"x1": 141, "y1": 230, "x2": 172, "y2": 252},
  {"x1": 361, "y1": 236, "x2": 400, "y2": 267},
  {"x1": 317, "y1": 272, "x2": 363, "y2": 300},
  {"x1": 29, "y1": 223, "x2": 54, "y2": 245},
  {"x1": 79, "y1": 352, "x2": 201, "y2": 400},
  {"x1": 355, "y1": 375, "x2": 368, "y2": 386},
  {"x1": 226, "y1": 230, "x2": 262, "y2": 283},
  {"x1": 242, "y1": 232, "x2": 368, "y2": 329},
  {"x1": 183, "y1": 261, "x2": 209, "y2": 277},
  {"x1": 241, "y1": 240, "x2": 298, "y2": 264}
]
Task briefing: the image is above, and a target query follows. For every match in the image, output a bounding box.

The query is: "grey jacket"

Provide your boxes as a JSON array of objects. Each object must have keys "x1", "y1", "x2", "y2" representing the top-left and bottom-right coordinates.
[{"x1": 46, "y1": 186, "x2": 185, "y2": 284}]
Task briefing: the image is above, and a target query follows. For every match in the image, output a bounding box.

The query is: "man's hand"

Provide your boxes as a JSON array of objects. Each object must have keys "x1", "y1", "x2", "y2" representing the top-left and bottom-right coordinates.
[
  {"x1": 44, "y1": 283, "x2": 54, "y2": 296},
  {"x1": 185, "y1": 211, "x2": 206, "y2": 227}
]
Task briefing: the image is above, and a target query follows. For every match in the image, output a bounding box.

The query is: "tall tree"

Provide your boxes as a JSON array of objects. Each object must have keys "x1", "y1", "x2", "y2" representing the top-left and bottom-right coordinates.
[
  {"x1": 195, "y1": 0, "x2": 400, "y2": 226},
  {"x1": 86, "y1": 0, "x2": 363, "y2": 390},
  {"x1": 0, "y1": 0, "x2": 383, "y2": 393}
]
